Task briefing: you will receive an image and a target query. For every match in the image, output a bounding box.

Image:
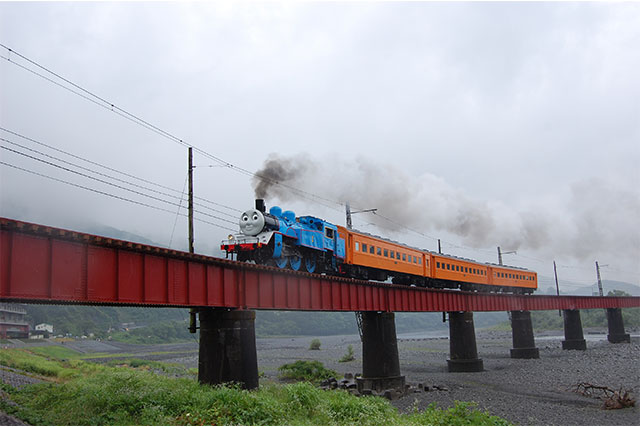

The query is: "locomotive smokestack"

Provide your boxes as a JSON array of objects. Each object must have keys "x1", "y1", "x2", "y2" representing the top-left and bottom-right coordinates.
[{"x1": 255, "y1": 199, "x2": 266, "y2": 213}]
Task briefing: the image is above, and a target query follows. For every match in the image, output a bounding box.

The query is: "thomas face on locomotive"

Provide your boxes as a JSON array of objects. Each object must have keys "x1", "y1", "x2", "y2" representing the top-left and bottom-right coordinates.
[{"x1": 239, "y1": 209, "x2": 265, "y2": 236}]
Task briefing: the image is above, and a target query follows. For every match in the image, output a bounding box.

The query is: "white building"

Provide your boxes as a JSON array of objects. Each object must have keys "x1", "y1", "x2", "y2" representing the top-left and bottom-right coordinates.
[{"x1": 35, "y1": 323, "x2": 53, "y2": 334}]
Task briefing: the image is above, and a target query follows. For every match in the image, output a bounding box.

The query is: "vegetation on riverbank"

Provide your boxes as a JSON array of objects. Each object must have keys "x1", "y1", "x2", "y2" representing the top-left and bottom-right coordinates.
[{"x1": 0, "y1": 345, "x2": 510, "y2": 425}]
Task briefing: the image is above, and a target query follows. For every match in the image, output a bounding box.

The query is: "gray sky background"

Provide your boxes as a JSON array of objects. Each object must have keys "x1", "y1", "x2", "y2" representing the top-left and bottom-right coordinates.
[{"x1": 1, "y1": 2, "x2": 638, "y2": 290}]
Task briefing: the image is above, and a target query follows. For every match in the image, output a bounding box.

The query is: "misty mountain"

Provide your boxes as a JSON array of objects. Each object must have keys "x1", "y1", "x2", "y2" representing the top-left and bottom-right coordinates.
[{"x1": 537, "y1": 276, "x2": 640, "y2": 296}]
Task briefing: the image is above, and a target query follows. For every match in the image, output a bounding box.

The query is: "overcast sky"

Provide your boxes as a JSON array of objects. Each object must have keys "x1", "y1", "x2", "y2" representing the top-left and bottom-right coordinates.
[{"x1": 1, "y1": 2, "x2": 638, "y2": 290}]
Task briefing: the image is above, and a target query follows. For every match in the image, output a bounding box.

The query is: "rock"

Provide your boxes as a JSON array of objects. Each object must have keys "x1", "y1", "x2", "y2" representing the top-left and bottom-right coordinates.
[
  {"x1": 382, "y1": 389, "x2": 400, "y2": 400},
  {"x1": 344, "y1": 372, "x2": 354, "y2": 380}
]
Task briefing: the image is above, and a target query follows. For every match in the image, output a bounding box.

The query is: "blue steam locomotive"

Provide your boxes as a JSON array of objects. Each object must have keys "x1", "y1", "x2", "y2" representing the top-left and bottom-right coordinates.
[{"x1": 221, "y1": 199, "x2": 345, "y2": 273}]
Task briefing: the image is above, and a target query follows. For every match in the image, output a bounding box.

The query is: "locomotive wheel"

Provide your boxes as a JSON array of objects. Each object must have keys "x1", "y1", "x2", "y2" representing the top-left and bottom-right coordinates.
[
  {"x1": 289, "y1": 255, "x2": 302, "y2": 271},
  {"x1": 304, "y1": 254, "x2": 317, "y2": 273},
  {"x1": 274, "y1": 256, "x2": 288, "y2": 269}
]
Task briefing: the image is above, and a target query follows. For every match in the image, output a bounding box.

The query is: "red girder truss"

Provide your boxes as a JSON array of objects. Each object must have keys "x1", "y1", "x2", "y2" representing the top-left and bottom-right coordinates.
[{"x1": 1, "y1": 217, "x2": 638, "y2": 312}]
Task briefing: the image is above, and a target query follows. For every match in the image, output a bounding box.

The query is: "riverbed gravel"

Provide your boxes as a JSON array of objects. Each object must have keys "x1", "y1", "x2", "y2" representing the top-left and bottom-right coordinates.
[{"x1": 1, "y1": 327, "x2": 638, "y2": 425}]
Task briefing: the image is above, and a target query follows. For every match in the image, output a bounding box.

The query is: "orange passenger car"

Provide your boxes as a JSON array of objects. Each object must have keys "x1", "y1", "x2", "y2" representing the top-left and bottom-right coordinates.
[{"x1": 339, "y1": 226, "x2": 536, "y2": 293}]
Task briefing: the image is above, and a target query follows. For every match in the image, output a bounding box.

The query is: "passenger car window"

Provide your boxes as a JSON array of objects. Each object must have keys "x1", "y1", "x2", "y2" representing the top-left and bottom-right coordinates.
[
  {"x1": 403, "y1": 254, "x2": 406, "y2": 261},
  {"x1": 355, "y1": 242, "x2": 359, "y2": 251},
  {"x1": 384, "y1": 249, "x2": 388, "y2": 257},
  {"x1": 390, "y1": 250, "x2": 395, "y2": 258},
  {"x1": 362, "y1": 243, "x2": 367, "y2": 252},
  {"x1": 370, "y1": 246, "x2": 375, "y2": 254},
  {"x1": 377, "y1": 247, "x2": 381, "y2": 255}
]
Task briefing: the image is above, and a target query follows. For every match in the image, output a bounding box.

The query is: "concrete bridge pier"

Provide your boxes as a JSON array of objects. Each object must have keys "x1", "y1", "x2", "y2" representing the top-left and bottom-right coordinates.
[
  {"x1": 562, "y1": 309, "x2": 587, "y2": 350},
  {"x1": 606, "y1": 308, "x2": 631, "y2": 343},
  {"x1": 509, "y1": 310, "x2": 540, "y2": 359},
  {"x1": 447, "y1": 311, "x2": 484, "y2": 372},
  {"x1": 356, "y1": 311, "x2": 405, "y2": 393},
  {"x1": 198, "y1": 308, "x2": 259, "y2": 389}
]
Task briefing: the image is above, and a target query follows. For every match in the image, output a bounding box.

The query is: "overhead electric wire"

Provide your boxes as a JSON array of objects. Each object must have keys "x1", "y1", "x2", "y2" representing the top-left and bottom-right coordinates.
[
  {"x1": 0, "y1": 136, "x2": 236, "y2": 220},
  {"x1": 0, "y1": 160, "x2": 236, "y2": 233},
  {"x1": 169, "y1": 172, "x2": 190, "y2": 248},
  {"x1": 0, "y1": 44, "x2": 433, "y2": 231},
  {"x1": 1, "y1": 144, "x2": 238, "y2": 226},
  {"x1": 0, "y1": 44, "x2": 347, "y2": 211},
  {"x1": 0, "y1": 126, "x2": 241, "y2": 215}
]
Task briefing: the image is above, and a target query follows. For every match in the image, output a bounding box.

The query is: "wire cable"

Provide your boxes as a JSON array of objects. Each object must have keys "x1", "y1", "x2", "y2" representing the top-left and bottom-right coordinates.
[
  {"x1": 0, "y1": 126, "x2": 241, "y2": 215},
  {"x1": 0, "y1": 45, "x2": 347, "y2": 210},
  {"x1": 1, "y1": 144, "x2": 237, "y2": 226},
  {"x1": 0, "y1": 160, "x2": 237, "y2": 233},
  {"x1": 169, "y1": 172, "x2": 189, "y2": 248},
  {"x1": 0, "y1": 136, "x2": 235, "y2": 219}
]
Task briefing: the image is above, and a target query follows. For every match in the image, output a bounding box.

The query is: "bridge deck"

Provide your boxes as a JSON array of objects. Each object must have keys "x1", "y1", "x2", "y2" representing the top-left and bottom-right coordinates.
[{"x1": 1, "y1": 217, "x2": 638, "y2": 312}]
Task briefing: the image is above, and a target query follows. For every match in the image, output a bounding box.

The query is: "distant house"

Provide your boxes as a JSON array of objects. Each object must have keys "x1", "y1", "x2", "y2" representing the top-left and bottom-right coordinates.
[
  {"x1": 35, "y1": 323, "x2": 54, "y2": 334},
  {"x1": 0, "y1": 303, "x2": 29, "y2": 339}
]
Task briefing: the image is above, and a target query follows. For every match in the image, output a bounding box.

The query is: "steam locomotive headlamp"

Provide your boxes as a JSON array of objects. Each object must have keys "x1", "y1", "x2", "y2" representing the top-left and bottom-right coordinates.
[
  {"x1": 227, "y1": 234, "x2": 235, "y2": 241},
  {"x1": 239, "y1": 209, "x2": 265, "y2": 236}
]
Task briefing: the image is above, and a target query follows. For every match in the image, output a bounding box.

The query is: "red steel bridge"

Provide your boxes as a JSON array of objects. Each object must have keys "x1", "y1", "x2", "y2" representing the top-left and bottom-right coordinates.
[
  {"x1": 1, "y1": 217, "x2": 638, "y2": 312},
  {"x1": 2, "y1": 217, "x2": 638, "y2": 391}
]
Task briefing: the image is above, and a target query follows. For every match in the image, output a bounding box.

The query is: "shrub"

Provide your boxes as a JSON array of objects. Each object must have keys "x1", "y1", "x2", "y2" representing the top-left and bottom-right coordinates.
[
  {"x1": 278, "y1": 360, "x2": 338, "y2": 383},
  {"x1": 309, "y1": 338, "x2": 321, "y2": 350},
  {"x1": 339, "y1": 345, "x2": 355, "y2": 362}
]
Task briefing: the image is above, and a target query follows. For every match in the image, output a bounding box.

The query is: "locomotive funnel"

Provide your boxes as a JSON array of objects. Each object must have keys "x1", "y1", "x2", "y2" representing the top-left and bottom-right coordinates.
[{"x1": 255, "y1": 199, "x2": 266, "y2": 213}]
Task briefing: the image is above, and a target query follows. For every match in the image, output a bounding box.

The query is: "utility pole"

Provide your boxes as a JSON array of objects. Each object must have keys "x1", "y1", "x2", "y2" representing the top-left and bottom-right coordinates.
[
  {"x1": 553, "y1": 261, "x2": 561, "y2": 316},
  {"x1": 345, "y1": 202, "x2": 377, "y2": 230},
  {"x1": 188, "y1": 147, "x2": 194, "y2": 254},
  {"x1": 497, "y1": 246, "x2": 516, "y2": 266},
  {"x1": 188, "y1": 147, "x2": 196, "y2": 333},
  {"x1": 595, "y1": 261, "x2": 605, "y2": 297}
]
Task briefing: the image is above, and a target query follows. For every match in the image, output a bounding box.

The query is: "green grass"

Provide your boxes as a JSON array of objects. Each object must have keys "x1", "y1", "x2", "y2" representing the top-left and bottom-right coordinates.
[
  {"x1": 28, "y1": 346, "x2": 81, "y2": 360},
  {"x1": 0, "y1": 348, "x2": 511, "y2": 426},
  {"x1": 102, "y1": 358, "x2": 191, "y2": 376},
  {"x1": 0, "y1": 348, "x2": 104, "y2": 380}
]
